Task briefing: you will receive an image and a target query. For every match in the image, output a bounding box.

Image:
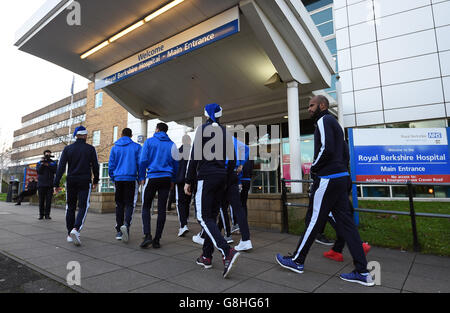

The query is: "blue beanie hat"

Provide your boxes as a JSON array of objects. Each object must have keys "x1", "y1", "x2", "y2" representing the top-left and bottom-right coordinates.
[
  {"x1": 204, "y1": 103, "x2": 222, "y2": 123},
  {"x1": 73, "y1": 126, "x2": 88, "y2": 137}
]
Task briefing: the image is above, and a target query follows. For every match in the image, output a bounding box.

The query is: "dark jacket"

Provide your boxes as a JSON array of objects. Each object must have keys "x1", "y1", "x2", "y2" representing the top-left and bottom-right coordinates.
[
  {"x1": 310, "y1": 110, "x2": 349, "y2": 177},
  {"x1": 186, "y1": 120, "x2": 236, "y2": 184},
  {"x1": 27, "y1": 180, "x2": 37, "y2": 192},
  {"x1": 175, "y1": 144, "x2": 191, "y2": 184},
  {"x1": 240, "y1": 159, "x2": 254, "y2": 181},
  {"x1": 54, "y1": 138, "x2": 100, "y2": 186},
  {"x1": 36, "y1": 158, "x2": 57, "y2": 187}
]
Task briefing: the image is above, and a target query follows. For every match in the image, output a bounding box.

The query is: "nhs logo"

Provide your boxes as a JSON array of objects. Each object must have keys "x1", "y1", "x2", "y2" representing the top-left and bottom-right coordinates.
[{"x1": 428, "y1": 132, "x2": 442, "y2": 139}]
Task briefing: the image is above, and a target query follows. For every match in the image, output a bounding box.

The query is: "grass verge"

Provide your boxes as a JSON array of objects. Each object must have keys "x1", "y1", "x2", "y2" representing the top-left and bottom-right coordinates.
[{"x1": 288, "y1": 200, "x2": 450, "y2": 256}]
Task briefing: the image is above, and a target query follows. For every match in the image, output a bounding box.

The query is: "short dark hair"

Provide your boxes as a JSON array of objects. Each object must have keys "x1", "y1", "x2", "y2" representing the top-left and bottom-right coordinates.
[
  {"x1": 122, "y1": 128, "x2": 132, "y2": 137},
  {"x1": 43, "y1": 150, "x2": 51, "y2": 155},
  {"x1": 315, "y1": 95, "x2": 329, "y2": 108},
  {"x1": 156, "y1": 122, "x2": 168, "y2": 133}
]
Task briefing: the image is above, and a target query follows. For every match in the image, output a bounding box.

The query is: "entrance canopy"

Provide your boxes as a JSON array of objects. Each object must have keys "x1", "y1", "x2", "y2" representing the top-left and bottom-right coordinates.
[{"x1": 16, "y1": 0, "x2": 335, "y2": 126}]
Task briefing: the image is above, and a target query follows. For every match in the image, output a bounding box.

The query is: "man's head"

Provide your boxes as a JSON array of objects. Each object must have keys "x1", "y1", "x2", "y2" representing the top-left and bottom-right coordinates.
[
  {"x1": 204, "y1": 103, "x2": 222, "y2": 124},
  {"x1": 182, "y1": 134, "x2": 191, "y2": 146},
  {"x1": 121, "y1": 128, "x2": 132, "y2": 138},
  {"x1": 73, "y1": 126, "x2": 88, "y2": 139},
  {"x1": 43, "y1": 150, "x2": 52, "y2": 158},
  {"x1": 155, "y1": 122, "x2": 168, "y2": 133},
  {"x1": 308, "y1": 95, "x2": 329, "y2": 119}
]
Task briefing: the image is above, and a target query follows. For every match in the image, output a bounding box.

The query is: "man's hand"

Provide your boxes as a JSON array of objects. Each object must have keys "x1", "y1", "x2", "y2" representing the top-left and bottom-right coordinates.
[
  {"x1": 140, "y1": 180, "x2": 145, "y2": 186},
  {"x1": 53, "y1": 187, "x2": 61, "y2": 194},
  {"x1": 184, "y1": 183, "x2": 192, "y2": 196},
  {"x1": 236, "y1": 165, "x2": 243, "y2": 175},
  {"x1": 92, "y1": 184, "x2": 98, "y2": 191},
  {"x1": 170, "y1": 182, "x2": 174, "y2": 190}
]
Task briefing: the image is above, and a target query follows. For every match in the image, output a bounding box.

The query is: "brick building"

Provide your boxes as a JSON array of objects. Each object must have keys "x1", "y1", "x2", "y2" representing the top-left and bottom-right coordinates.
[{"x1": 85, "y1": 82, "x2": 128, "y2": 192}]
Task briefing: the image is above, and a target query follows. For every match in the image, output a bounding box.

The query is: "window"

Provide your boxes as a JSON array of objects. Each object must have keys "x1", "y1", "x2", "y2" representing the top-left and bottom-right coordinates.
[
  {"x1": 95, "y1": 92, "x2": 103, "y2": 108},
  {"x1": 99, "y1": 163, "x2": 114, "y2": 193},
  {"x1": 113, "y1": 126, "x2": 118, "y2": 142},
  {"x1": 93, "y1": 130, "x2": 101, "y2": 146}
]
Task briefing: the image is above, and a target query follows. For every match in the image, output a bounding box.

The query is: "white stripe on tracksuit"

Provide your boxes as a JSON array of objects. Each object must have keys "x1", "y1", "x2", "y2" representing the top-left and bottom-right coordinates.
[
  {"x1": 141, "y1": 179, "x2": 150, "y2": 233},
  {"x1": 195, "y1": 180, "x2": 226, "y2": 257},
  {"x1": 79, "y1": 183, "x2": 92, "y2": 231},
  {"x1": 312, "y1": 117, "x2": 325, "y2": 167},
  {"x1": 293, "y1": 178, "x2": 329, "y2": 260}
]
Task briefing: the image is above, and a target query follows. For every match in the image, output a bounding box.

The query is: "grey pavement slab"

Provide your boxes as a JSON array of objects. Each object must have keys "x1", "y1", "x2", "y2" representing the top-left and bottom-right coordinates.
[
  {"x1": 81, "y1": 269, "x2": 160, "y2": 293},
  {"x1": 0, "y1": 201, "x2": 449, "y2": 293}
]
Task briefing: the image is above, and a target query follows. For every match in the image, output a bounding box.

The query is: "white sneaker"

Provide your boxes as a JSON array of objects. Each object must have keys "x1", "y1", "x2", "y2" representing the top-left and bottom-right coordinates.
[
  {"x1": 178, "y1": 225, "x2": 189, "y2": 237},
  {"x1": 192, "y1": 233, "x2": 205, "y2": 245},
  {"x1": 66, "y1": 236, "x2": 73, "y2": 243},
  {"x1": 70, "y1": 229, "x2": 81, "y2": 246},
  {"x1": 224, "y1": 235, "x2": 234, "y2": 244},
  {"x1": 120, "y1": 225, "x2": 129, "y2": 243},
  {"x1": 235, "y1": 240, "x2": 253, "y2": 251}
]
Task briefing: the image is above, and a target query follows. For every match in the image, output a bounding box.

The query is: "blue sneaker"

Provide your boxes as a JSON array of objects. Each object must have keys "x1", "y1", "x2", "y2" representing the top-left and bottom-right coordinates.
[
  {"x1": 276, "y1": 253, "x2": 304, "y2": 273},
  {"x1": 340, "y1": 271, "x2": 375, "y2": 286}
]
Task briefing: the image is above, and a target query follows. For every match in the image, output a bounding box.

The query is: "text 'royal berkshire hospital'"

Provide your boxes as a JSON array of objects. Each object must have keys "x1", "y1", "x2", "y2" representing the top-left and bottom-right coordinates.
[{"x1": 9, "y1": 0, "x2": 450, "y2": 232}]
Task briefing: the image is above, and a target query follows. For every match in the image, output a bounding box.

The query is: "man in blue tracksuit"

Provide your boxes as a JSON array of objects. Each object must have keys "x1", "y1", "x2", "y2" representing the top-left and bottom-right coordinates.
[
  {"x1": 276, "y1": 95, "x2": 374, "y2": 286},
  {"x1": 139, "y1": 122, "x2": 177, "y2": 249},
  {"x1": 109, "y1": 128, "x2": 142, "y2": 243},
  {"x1": 36, "y1": 150, "x2": 57, "y2": 219},
  {"x1": 184, "y1": 103, "x2": 240, "y2": 279},
  {"x1": 54, "y1": 126, "x2": 99, "y2": 246}
]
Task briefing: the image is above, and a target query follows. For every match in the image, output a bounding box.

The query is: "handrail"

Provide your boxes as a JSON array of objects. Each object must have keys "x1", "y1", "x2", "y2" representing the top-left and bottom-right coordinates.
[{"x1": 280, "y1": 178, "x2": 450, "y2": 252}]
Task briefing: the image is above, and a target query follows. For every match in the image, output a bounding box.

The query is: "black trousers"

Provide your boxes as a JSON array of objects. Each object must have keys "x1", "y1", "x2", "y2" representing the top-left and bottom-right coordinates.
[
  {"x1": 240, "y1": 180, "x2": 251, "y2": 218},
  {"x1": 226, "y1": 181, "x2": 250, "y2": 241},
  {"x1": 194, "y1": 175, "x2": 231, "y2": 259},
  {"x1": 175, "y1": 183, "x2": 191, "y2": 228},
  {"x1": 329, "y1": 200, "x2": 356, "y2": 253},
  {"x1": 66, "y1": 181, "x2": 92, "y2": 234},
  {"x1": 141, "y1": 177, "x2": 171, "y2": 240},
  {"x1": 218, "y1": 200, "x2": 232, "y2": 237},
  {"x1": 16, "y1": 190, "x2": 36, "y2": 204},
  {"x1": 38, "y1": 186, "x2": 53, "y2": 217},
  {"x1": 292, "y1": 176, "x2": 368, "y2": 273},
  {"x1": 115, "y1": 181, "x2": 139, "y2": 232}
]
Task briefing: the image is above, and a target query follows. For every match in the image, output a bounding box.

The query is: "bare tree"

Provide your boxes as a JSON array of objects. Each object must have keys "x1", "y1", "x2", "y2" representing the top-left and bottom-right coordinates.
[{"x1": 0, "y1": 138, "x2": 13, "y2": 193}]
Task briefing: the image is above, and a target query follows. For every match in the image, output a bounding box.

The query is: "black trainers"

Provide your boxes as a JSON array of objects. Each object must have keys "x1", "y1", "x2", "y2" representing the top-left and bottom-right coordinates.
[
  {"x1": 315, "y1": 233, "x2": 334, "y2": 246},
  {"x1": 223, "y1": 248, "x2": 240, "y2": 278},
  {"x1": 196, "y1": 255, "x2": 212, "y2": 269},
  {"x1": 38, "y1": 216, "x2": 44, "y2": 220},
  {"x1": 45, "y1": 215, "x2": 51, "y2": 220},
  {"x1": 152, "y1": 238, "x2": 161, "y2": 249},
  {"x1": 140, "y1": 234, "x2": 152, "y2": 248}
]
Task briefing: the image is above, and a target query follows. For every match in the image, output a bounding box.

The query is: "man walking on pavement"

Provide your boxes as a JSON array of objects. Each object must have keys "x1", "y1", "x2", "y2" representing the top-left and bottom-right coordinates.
[
  {"x1": 108, "y1": 128, "x2": 142, "y2": 243},
  {"x1": 184, "y1": 103, "x2": 240, "y2": 279},
  {"x1": 139, "y1": 122, "x2": 177, "y2": 249},
  {"x1": 175, "y1": 134, "x2": 192, "y2": 237},
  {"x1": 36, "y1": 150, "x2": 57, "y2": 220},
  {"x1": 275, "y1": 95, "x2": 374, "y2": 287},
  {"x1": 54, "y1": 126, "x2": 99, "y2": 246}
]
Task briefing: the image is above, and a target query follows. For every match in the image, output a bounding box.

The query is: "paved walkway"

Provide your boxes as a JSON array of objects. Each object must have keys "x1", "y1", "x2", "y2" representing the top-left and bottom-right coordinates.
[{"x1": 0, "y1": 201, "x2": 449, "y2": 293}]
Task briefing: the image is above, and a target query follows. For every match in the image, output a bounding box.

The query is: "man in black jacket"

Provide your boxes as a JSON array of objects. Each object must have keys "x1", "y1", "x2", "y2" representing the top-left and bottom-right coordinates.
[
  {"x1": 36, "y1": 150, "x2": 57, "y2": 220},
  {"x1": 276, "y1": 95, "x2": 374, "y2": 287},
  {"x1": 175, "y1": 134, "x2": 192, "y2": 237},
  {"x1": 15, "y1": 178, "x2": 37, "y2": 206},
  {"x1": 184, "y1": 103, "x2": 240, "y2": 279},
  {"x1": 54, "y1": 126, "x2": 99, "y2": 246}
]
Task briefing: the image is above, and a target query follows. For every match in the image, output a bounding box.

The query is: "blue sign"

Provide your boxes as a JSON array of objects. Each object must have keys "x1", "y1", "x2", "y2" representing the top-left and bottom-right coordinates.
[{"x1": 95, "y1": 19, "x2": 239, "y2": 90}]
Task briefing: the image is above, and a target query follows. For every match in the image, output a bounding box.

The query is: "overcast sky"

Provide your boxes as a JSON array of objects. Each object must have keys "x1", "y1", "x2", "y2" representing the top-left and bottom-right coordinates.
[{"x1": 0, "y1": 0, "x2": 89, "y2": 147}]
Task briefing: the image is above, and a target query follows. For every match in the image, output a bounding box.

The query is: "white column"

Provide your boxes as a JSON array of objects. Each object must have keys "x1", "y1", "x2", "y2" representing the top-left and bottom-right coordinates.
[
  {"x1": 287, "y1": 81, "x2": 302, "y2": 193},
  {"x1": 336, "y1": 75, "x2": 345, "y2": 131},
  {"x1": 140, "y1": 119, "x2": 148, "y2": 143}
]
